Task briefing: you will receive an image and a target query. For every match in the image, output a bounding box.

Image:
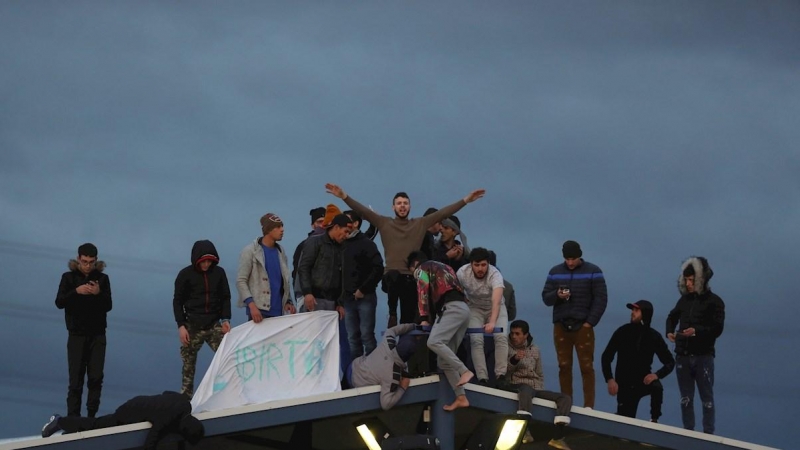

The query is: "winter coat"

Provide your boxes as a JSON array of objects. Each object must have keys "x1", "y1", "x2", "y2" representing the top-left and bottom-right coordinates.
[
  {"x1": 298, "y1": 232, "x2": 345, "y2": 302},
  {"x1": 542, "y1": 259, "x2": 608, "y2": 329},
  {"x1": 342, "y1": 231, "x2": 384, "y2": 295},
  {"x1": 665, "y1": 256, "x2": 725, "y2": 356},
  {"x1": 55, "y1": 260, "x2": 112, "y2": 335},
  {"x1": 172, "y1": 240, "x2": 231, "y2": 329},
  {"x1": 236, "y1": 238, "x2": 292, "y2": 312}
]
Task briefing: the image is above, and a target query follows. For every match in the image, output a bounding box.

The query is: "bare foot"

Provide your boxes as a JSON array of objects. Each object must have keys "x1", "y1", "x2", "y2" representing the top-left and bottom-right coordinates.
[
  {"x1": 457, "y1": 370, "x2": 474, "y2": 387},
  {"x1": 443, "y1": 395, "x2": 469, "y2": 411}
]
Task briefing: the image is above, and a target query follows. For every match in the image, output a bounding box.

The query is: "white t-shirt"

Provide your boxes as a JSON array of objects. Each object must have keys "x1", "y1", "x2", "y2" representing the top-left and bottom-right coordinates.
[{"x1": 457, "y1": 264, "x2": 504, "y2": 310}]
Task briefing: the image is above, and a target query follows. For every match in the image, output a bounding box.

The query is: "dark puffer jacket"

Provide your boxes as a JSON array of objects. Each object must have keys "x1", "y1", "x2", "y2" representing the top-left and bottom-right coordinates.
[
  {"x1": 55, "y1": 259, "x2": 112, "y2": 335},
  {"x1": 173, "y1": 240, "x2": 231, "y2": 329},
  {"x1": 542, "y1": 259, "x2": 608, "y2": 328},
  {"x1": 666, "y1": 257, "x2": 725, "y2": 356}
]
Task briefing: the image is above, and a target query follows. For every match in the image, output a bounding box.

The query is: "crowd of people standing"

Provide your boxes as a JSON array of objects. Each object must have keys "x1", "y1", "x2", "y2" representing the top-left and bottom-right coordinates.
[{"x1": 48, "y1": 183, "x2": 725, "y2": 449}]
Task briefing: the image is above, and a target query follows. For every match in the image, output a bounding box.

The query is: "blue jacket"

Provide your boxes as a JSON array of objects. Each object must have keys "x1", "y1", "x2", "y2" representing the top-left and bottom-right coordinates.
[{"x1": 542, "y1": 259, "x2": 607, "y2": 327}]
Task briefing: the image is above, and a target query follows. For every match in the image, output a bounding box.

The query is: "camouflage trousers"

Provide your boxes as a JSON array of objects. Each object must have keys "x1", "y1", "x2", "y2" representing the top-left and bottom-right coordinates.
[{"x1": 180, "y1": 324, "x2": 224, "y2": 399}]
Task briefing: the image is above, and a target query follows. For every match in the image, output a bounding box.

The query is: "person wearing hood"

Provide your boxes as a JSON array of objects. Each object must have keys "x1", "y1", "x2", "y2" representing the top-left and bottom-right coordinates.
[
  {"x1": 601, "y1": 300, "x2": 674, "y2": 422},
  {"x1": 55, "y1": 242, "x2": 112, "y2": 418},
  {"x1": 666, "y1": 256, "x2": 725, "y2": 434},
  {"x1": 173, "y1": 239, "x2": 231, "y2": 399},
  {"x1": 42, "y1": 391, "x2": 204, "y2": 450},
  {"x1": 342, "y1": 210, "x2": 384, "y2": 358}
]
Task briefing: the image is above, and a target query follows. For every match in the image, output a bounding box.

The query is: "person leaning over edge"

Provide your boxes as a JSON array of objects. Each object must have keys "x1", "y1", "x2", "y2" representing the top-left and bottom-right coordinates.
[{"x1": 42, "y1": 391, "x2": 204, "y2": 450}]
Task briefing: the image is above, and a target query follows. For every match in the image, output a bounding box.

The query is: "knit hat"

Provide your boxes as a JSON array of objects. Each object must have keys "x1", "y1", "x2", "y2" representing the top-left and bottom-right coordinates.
[
  {"x1": 396, "y1": 333, "x2": 424, "y2": 362},
  {"x1": 562, "y1": 240, "x2": 582, "y2": 258},
  {"x1": 310, "y1": 207, "x2": 326, "y2": 225},
  {"x1": 327, "y1": 213, "x2": 352, "y2": 229},
  {"x1": 321, "y1": 204, "x2": 342, "y2": 228},
  {"x1": 260, "y1": 213, "x2": 283, "y2": 234}
]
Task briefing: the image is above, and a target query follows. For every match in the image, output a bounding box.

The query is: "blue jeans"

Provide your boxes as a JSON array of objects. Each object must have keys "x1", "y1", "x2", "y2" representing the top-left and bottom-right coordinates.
[
  {"x1": 676, "y1": 354, "x2": 715, "y2": 434},
  {"x1": 343, "y1": 292, "x2": 378, "y2": 358}
]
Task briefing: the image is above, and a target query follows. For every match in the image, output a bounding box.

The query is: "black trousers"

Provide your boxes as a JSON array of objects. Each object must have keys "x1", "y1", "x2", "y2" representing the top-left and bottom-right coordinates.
[
  {"x1": 384, "y1": 273, "x2": 418, "y2": 324},
  {"x1": 617, "y1": 379, "x2": 664, "y2": 420},
  {"x1": 67, "y1": 334, "x2": 107, "y2": 417},
  {"x1": 58, "y1": 413, "x2": 121, "y2": 433}
]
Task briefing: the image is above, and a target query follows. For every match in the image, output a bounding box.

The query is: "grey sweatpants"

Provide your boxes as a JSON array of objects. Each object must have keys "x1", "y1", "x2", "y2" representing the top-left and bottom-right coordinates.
[
  {"x1": 469, "y1": 303, "x2": 509, "y2": 380},
  {"x1": 427, "y1": 301, "x2": 471, "y2": 397}
]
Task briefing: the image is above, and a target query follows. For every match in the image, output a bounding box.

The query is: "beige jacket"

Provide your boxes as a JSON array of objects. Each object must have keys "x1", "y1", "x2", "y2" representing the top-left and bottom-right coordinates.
[{"x1": 236, "y1": 238, "x2": 293, "y2": 312}]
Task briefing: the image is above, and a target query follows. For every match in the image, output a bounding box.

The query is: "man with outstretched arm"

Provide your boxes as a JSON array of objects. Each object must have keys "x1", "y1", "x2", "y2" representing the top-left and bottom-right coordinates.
[{"x1": 325, "y1": 183, "x2": 485, "y2": 326}]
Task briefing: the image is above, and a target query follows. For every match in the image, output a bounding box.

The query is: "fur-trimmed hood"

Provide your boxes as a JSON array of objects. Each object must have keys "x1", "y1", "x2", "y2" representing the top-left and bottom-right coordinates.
[
  {"x1": 68, "y1": 259, "x2": 106, "y2": 272},
  {"x1": 678, "y1": 256, "x2": 713, "y2": 295}
]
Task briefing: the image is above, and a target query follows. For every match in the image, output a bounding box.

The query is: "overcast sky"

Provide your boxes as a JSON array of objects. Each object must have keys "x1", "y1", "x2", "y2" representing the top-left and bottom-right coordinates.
[{"x1": 1, "y1": 1, "x2": 798, "y2": 447}]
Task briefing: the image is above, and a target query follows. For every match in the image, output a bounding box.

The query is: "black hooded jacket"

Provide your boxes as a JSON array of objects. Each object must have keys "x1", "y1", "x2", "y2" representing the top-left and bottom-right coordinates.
[
  {"x1": 112, "y1": 391, "x2": 196, "y2": 450},
  {"x1": 55, "y1": 260, "x2": 112, "y2": 335},
  {"x1": 601, "y1": 300, "x2": 675, "y2": 385},
  {"x1": 173, "y1": 240, "x2": 231, "y2": 329},
  {"x1": 666, "y1": 256, "x2": 725, "y2": 357}
]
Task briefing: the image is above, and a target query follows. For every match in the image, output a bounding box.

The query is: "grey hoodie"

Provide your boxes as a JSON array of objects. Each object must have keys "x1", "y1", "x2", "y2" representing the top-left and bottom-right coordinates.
[{"x1": 349, "y1": 323, "x2": 416, "y2": 410}]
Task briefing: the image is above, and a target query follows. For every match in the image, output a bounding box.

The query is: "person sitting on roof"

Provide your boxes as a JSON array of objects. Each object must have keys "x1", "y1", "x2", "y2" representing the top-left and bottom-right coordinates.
[{"x1": 500, "y1": 320, "x2": 573, "y2": 450}]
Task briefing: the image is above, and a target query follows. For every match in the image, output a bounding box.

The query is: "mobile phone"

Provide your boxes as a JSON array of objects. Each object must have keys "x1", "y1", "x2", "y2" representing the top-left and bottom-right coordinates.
[{"x1": 559, "y1": 285, "x2": 570, "y2": 294}]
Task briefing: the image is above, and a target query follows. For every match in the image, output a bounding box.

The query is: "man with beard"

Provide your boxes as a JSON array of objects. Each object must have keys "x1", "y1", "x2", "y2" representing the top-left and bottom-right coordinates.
[
  {"x1": 432, "y1": 215, "x2": 469, "y2": 272},
  {"x1": 602, "y1": 300, "x2": 674, "y2": 422},
  {"x1": 457, "y1": 247, "x2": 508, "y2": 386},
  {"x1": 325, "y1": 183, "x2": 485, "y2": 326}
]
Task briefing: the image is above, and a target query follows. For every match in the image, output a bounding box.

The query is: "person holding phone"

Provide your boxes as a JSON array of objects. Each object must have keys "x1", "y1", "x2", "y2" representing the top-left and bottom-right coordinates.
[
  {"x1": 541, "y1": 240, "x2": 607, "y2": 409},
  {"x1": 666, "y1": 256, "x2": 725, "y2": 434},
  {"x1": 55, "y1": 243, "x2": 113, "y2": 418}
]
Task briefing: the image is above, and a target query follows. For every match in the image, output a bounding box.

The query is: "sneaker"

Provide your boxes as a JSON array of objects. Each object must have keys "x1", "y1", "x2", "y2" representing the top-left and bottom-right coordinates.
[
  {"x1": 522, "y1": 430, "x2": 534, "y2": 444},
  {"x1": 548, "y1": 438, "x2": 572, "y2": 450},
  {"x1": 478, "y1": 379, "x2": 489, "y2": 386},
  {"x1": 42, "y1": 414, "x2": 61, "y2": 438},
  {"x1": 650, "y1": 418, "x2": 658, "y2": 423}
]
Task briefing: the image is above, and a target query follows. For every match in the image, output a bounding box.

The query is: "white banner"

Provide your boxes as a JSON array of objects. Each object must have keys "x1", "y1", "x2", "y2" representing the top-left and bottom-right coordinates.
[{"x1": 191, "y1": 311, "x2": 341, "y2": 413}]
